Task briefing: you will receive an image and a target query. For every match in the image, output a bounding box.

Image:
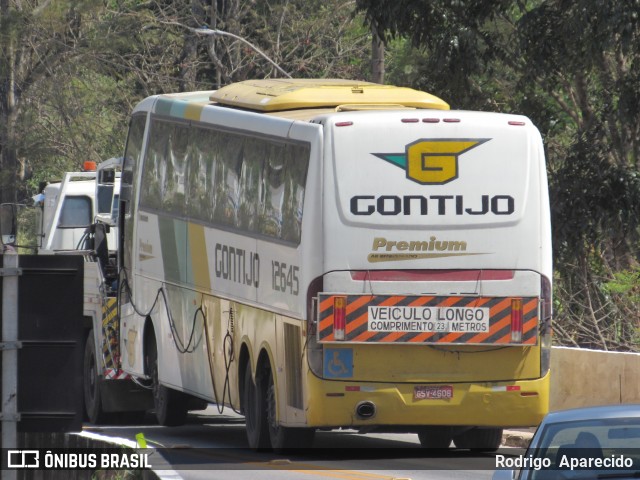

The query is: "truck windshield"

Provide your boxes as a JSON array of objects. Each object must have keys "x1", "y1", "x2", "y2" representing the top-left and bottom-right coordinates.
[{"x1": 58, "y1": 196, "x2": 92, "y2": 228}]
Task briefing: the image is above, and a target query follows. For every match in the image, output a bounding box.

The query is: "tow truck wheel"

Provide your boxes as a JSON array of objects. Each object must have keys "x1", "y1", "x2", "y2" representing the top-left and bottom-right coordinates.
[
  {"x1": 148, "y1": 338, "x2": 188, "y2": 426},
  {"x1": 83, "y1": 330, "x2": 108, "y2": 424},
  {"x1": 243, "y1": 362, "x2": 270, "y2": 449}
]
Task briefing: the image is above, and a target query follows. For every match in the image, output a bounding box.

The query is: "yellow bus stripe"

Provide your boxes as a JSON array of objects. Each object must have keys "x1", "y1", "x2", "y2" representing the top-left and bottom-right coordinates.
[
  {"x1": 188, "y1": 222, "x2": 211, "y2": 290},
  {"x1": 184, "y1": 103, "x2": 204, "y2": 121}
]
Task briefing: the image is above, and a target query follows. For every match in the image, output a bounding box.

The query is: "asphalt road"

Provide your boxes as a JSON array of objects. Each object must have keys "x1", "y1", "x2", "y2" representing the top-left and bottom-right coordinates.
[{"x1": 77, "y1": 406, "x2": 525, "y2": 480}]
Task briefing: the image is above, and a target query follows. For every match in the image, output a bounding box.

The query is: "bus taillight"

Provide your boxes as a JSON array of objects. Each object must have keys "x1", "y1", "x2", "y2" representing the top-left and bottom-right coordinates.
[
  {"x1": 510, "y1": 298, "x2": 523, "y2": 343},
  {"x1": 540, "y1": 275, "x2": 553, "y2": 376},
  {"x1": 333, "y1": 296, "x2": 347, "y2": 341}
]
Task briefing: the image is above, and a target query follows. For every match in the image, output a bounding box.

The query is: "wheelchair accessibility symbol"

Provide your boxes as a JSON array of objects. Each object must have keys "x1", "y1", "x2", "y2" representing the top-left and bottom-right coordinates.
[{"x1": 323, "y1": 348, "x2": 353, "y2": 378}]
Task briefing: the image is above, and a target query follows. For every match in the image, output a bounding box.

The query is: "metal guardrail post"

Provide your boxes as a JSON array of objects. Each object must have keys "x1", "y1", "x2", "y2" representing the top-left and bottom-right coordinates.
[{"x1": 1, "y1": 252, "x2": 21, "y2": 480}]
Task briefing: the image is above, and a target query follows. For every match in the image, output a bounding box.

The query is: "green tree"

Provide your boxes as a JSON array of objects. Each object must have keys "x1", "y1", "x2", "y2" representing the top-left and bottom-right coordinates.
[
  {"x1": 0, "y1": 1, "x2": 130, "y2": 201},
  {"x1": 1, "y1": 0, "x2": 85, "y2": 202},
  {"x1": 356, "y1": 0, "x2": 640, "y2": 350},
  {"x1": 1, "y1": 0, "x2": 373, "y2": 204}
]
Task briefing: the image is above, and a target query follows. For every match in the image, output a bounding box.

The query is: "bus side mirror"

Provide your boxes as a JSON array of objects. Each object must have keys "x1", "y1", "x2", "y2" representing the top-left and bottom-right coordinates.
[{"x1": 0, "y1": 203, "x2": 18, "y2": 247}]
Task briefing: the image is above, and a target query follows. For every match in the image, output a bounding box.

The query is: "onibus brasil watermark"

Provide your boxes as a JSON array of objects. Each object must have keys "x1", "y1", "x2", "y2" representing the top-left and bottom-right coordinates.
[{"x1": 7, "y1": 449, "x2": 151, "y2": 470}]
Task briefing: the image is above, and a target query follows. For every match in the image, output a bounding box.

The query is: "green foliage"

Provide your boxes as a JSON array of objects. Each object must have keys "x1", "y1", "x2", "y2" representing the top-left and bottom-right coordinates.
[
  {"x1": 605, "y1": 269, "x2": 640, "y2": 301},
  {"x1": 3, "y1": 0, "x2": 640, "y2": 350},
  {"x1": 2, "y1": 0, "x2": 371, "y2": 205},
  {"x1": 551, "y1": 126, "x2": 640, "y2": 267},
  {"x1": 357, "y1": 0, "x2": 640, "y2": 350}
]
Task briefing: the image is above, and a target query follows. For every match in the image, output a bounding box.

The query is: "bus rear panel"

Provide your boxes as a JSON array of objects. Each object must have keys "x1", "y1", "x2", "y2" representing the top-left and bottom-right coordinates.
[{"x1": 305, "y1": 109, "x2": 551, "y2": 429}]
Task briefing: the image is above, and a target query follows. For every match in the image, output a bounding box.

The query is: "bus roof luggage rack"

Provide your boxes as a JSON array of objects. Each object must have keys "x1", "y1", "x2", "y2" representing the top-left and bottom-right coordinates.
[{"x1": 209, "y1": 79, "x2": 450, "y2": 112}]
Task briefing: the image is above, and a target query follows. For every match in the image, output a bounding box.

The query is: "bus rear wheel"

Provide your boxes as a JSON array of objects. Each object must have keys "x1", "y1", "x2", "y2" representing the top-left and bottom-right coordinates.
[
  {"x1": 243, "y1": 362, "x2": 269, "y2": 449},
  {"x1": 148, "y1": 338, "x2": 188, "y2": 427},
  {"x1": 453, "y1": 427, "x2": 503, "y2": 452},
  {"x1": 266, "y1": 369, "x2": 315, "y2": 451},
  {"x1": 417, "y1": 426, "x2": 453, "y2": 449}
]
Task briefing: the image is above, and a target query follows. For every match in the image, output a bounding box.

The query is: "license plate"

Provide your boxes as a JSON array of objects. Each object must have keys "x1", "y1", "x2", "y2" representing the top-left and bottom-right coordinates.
[{"x1": 414, "y1": 385, "x2": 453, "y2": 400}]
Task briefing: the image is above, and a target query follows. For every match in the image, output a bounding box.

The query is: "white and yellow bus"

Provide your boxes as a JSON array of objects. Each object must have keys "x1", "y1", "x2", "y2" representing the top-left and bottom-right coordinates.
[{"x1": 117, "y1": 79, "x2": 552, "y2": 450}]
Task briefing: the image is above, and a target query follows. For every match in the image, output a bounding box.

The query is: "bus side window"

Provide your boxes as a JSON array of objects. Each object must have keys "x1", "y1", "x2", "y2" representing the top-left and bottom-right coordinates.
[
  {"x1": 141, "y1": 120, "x2": 170, "y2": 211},
  {"x1": 261, "y1": 145, "x2": 285, "y2": 238},
  {"x1": 187, "y1": 128, "x2": 214, "y2": 222},
  {"x1": 121, "y1": 115, "x2": 146, "y2": 209},
  {"x1": 238, "y1": 138, "x2": 264, "y2": 233},
  {"x1": 121, "y1": 114, "x2": 146, "y2": 272},
  {"x1": 164, "y1": 124, "x2": 189, "y2": 216},
  {"x1": 281, "y1": 144, "x2": 309, "y2": 243},
  {"x1": 214, "y1": 135, "x2": 242, "y2": 227},
  {"x1": 206, "y1": 131, "x2": 221, "y2": 224}
]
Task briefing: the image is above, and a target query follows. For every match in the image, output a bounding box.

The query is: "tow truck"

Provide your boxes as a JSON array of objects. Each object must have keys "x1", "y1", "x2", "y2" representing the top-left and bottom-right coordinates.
[{"x1": 2, "y1": 159, "x2": 153, "y2": 423}]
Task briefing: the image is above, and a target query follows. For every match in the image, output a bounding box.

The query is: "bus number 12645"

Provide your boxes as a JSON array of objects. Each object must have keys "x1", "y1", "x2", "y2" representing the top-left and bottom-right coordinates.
[{"x1": 272, "y1": 261, "x2": 299, "y2": 296}]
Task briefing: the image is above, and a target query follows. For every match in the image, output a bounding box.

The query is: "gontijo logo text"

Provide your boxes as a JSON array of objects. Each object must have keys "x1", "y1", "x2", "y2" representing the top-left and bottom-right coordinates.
[
  {"x1": 373, "y1": 138, "x2": 489, "y2": 185},
  {"x1": 350, "y1": 138, "x2": 516, "y2": 217}
]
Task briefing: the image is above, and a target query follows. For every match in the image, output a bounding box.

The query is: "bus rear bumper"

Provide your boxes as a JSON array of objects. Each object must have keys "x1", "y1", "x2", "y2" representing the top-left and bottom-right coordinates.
[{"x1": 304, "y1": 373, "x2": 549, "y2": 429}]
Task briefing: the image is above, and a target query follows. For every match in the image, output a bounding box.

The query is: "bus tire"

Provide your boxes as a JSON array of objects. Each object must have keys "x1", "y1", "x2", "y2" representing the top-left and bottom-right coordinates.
[
  {"x1": 148, "y1": 338, "x2": 188, "y2": 427},
  {"x1": 417, "y1": 426, "x2": 453, "y2": 449},
  {"x1": 266, "y1": 368, "x2": 315, "y2": 451},
  {"x1": 453, "y1": 427, "x2": 503, "y2": 452},
  {"x1": 243, "y1": 362, "x2": 270, "y2": 449},
  {"x1": 84, "y1": 330, "x2": 109, "y2": 424}
]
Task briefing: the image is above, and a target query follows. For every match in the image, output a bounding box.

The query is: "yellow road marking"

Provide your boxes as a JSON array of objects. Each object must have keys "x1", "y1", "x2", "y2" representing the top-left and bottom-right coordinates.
[{"x1": 247, "y1": 459, "x2": 407, "y2": 480}]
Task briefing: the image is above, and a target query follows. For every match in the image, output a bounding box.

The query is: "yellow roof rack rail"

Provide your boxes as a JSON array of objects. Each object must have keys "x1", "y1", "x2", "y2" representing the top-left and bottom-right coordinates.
[{"x1": 209, "y1": 79, "x2": 450, "y2": 112}]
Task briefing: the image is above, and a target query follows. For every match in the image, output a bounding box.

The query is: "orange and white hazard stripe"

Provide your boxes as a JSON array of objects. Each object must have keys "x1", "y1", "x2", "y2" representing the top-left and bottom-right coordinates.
[{"x1": 317, "y1": 294, "x2": 538, "y2": 345}]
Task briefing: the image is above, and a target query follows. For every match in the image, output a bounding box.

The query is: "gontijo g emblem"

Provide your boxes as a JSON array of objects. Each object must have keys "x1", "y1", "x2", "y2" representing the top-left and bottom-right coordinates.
[{"x1": 373, "y1": 138, "x2": 490, "y2": 185}]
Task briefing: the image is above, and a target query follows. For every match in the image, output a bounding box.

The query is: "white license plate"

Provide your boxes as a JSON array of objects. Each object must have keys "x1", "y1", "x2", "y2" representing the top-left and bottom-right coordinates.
[{"x1": 414, "y1": 385, "x2": 453, "y2": 400}]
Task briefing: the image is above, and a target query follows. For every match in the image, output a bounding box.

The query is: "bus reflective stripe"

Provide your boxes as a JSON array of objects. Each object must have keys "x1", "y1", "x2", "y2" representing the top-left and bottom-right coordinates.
[
  {"x1": 158, "y1": 216, "x2": 181, "y2": 284},
  {"x1": 188, "y1": 222, "x2": 211, "y2": 290},
  {"x1": 184, "y1": 103, "x2": 205, "y2": 121},
  {"x1": 406, "y1": 331, "x2": 437, "y2": 343},
  {"x1": 490, "y1": 299, "x2": 538, "y2": 344},
  {"x1": 317, "y1": 294, "x2": 538, "y2": 345},
  {"x1": 373, "y1": 296, "x2": 436, "y2": 343},
  {"x1": 346, "y1": 295, "x2": 407, "y2": 340},
  {"x1": 524, "y1": 298, "x2": 537, "y2": 315},
  {"x1": 319, "y1": 294, "x2": 376, "y2": 332},
  {"x1": 380, "y1": 297, "x2": 463, "y2": 342},
  {"x1": 523, "y1": 318, "x2": 537, "y2": 334},
  {"x1": 468, "y1": 311, "x2": 510, "y2": 343},
  {"x1": 156, "y1": 97, "x2": 205, "y2": 121},
  {"x1": 346, "y1": 295, "x2": 404, "y2": 335}
]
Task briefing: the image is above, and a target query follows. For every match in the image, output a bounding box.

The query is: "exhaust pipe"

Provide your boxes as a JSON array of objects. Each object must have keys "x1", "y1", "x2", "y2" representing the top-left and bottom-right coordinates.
[{"x1": 355, "y1": 401, "x2": 376, "y2": 419}]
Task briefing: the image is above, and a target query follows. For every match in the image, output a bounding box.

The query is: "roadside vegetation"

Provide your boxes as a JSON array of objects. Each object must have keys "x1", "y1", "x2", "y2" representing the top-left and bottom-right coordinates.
[{"x1": 2, "y1": 0, "x2": 639, "y2": 350}]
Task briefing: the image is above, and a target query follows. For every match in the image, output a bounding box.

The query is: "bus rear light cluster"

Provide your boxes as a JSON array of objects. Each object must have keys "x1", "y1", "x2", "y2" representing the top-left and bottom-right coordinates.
[
  {"x1": 510, "y1": 298, "x2": 523, "y2": 343},
  {"x1": 333, "y1": 296, "x2": 347, "y2": 340}
]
